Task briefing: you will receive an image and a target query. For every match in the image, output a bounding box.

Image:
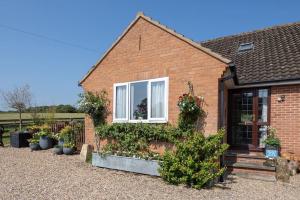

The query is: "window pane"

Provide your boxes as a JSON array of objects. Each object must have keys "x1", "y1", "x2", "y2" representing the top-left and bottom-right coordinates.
[
  {"x1": 258, "y1": 125, "x2": 268, "y2": 148},
  {"x1": 151, "y1": 81, "x2": 165, "y2": 118},
  {"x1": 130, "y1": 82, "x2": 148, "y2": 120},
  {"x1": 115, "y1": 85, "x2": 127, "y2": 119},
  {"x1": 258, "y1": 89, "x2": 268, "y2": 122}
]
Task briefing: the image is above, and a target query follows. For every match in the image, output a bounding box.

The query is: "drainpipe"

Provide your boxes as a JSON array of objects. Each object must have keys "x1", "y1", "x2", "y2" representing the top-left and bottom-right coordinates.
[{"x1": 219, "y1": 63, "x2": 236, "y2": 182}]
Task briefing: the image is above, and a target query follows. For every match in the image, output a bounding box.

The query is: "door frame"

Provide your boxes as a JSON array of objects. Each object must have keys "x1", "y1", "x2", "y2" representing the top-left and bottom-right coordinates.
[{"x1": 227, "y1": 87, "x2": 271, "y2": 151}]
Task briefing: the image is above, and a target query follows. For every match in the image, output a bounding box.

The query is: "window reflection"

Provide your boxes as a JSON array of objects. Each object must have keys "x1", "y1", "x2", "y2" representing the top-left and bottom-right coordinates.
[
  {"x1": 130, "y1": 82, "x2": 148, "y2": 120},
  {"x1": 258, "y1": 89, "x2": 268, "y2": 122}
]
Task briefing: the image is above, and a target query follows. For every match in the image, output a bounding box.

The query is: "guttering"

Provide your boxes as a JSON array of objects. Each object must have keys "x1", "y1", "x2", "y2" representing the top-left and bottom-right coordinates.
[{"x1": 232, "y1": 79, "x2": 300, "y2": 88}]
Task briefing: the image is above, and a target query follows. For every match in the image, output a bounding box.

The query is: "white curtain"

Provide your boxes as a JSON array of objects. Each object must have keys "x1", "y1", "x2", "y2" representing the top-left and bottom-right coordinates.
[
  {"x1": 259, "y1": 89, "x2": 268, "y2": 122},
  {"x1": 151, "y1": 81, "x2": 165, "y2": 118},
  {"x1": 130, "y1": 84, "x2": 134, "y2": 119},
  {"x1": 116, "y1": 86, "x2": 126, "y2": 118}
]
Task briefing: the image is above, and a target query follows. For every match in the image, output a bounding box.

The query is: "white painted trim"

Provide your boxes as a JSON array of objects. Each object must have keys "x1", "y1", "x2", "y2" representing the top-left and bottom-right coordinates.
[
  {"x1": 149, "y1": 77, "x2": 169, "y2": 122},
  {"x1": 113, "y1": 77, "x2": 169, "y2": 123},
  {"x1": 113, "y1": 83, "x2": 128, "y2": 122},
  {"x1": 232, "y1": 80, "x2": 300, "y2": 89}
]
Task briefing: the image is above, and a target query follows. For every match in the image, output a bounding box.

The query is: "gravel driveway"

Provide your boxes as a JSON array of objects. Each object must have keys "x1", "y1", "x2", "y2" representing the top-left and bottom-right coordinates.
[{"x1": 0, "y1": 147, "x2": 299, "y2": 200}]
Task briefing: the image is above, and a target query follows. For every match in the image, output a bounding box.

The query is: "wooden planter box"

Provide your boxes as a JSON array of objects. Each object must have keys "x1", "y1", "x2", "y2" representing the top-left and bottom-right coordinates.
[
  {"x1": 92, "y1": 153, "x2": 160, "y2": 176},
  {"x1": 10, "y1": 132, "x2": 31, "y2": 148}
]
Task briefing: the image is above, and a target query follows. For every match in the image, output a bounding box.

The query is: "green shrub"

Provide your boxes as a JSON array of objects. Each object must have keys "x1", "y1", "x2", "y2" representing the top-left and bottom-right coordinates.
[{"x1": 159, "y1": 129, "x2": 228, "y2": 189}]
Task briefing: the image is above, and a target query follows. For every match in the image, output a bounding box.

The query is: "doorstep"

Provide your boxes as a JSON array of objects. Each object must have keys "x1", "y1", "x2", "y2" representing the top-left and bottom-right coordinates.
[{"x1": 224, "y1": 150, "x2": 276, "y2": 182}]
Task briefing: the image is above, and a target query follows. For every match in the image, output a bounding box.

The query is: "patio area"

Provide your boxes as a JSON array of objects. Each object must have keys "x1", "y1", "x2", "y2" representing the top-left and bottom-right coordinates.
[{"x1": 0, "y1": 147, "x2": 299, "y2": 200}]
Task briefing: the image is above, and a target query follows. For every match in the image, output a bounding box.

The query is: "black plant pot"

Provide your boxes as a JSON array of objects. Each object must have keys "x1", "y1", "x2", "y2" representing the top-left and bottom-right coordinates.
[
  {"x1": 10, "y1": 132, "x2": 31, "y2": 148},
  {"x1": 39, "y1": 136, "x2": 53, "y2": 150},
  {"x1": 29, "y1": 143, "x2": 40, "y2": 151},
  {"x1": 53, "y1": 146, "x2": 63, "y2": 155},
  {"x1": 63, "y1": 147, "x2": 74, "y2": 155}
]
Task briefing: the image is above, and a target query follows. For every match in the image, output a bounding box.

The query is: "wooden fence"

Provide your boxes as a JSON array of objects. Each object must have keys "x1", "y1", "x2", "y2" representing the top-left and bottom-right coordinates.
[{"x1": 50, "y1": 120, "x2": 85, "y2": 151}]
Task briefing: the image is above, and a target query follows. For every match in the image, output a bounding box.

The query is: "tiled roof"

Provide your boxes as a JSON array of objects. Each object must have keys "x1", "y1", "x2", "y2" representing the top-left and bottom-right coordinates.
[{"x1": 201, "y1": 22, "x2": 300, "y2": 85}]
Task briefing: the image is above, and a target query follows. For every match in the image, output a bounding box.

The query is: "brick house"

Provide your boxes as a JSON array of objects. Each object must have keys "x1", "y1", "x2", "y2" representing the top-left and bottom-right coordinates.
[{"x1": 79, "y1": 13, "x2": 300, "y2": 176}]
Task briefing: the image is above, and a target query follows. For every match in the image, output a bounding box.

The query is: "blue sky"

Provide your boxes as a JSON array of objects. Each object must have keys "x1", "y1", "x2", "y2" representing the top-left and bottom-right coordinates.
[{"x1": 0, "y1": 0, "x2": 299, "y2": 110}]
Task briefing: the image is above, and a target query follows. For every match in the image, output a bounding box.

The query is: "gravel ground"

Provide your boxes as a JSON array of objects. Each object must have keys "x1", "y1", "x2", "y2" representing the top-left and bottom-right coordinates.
[{"x1": 0, "y1": 147, "x2": 299, "y2": 200}]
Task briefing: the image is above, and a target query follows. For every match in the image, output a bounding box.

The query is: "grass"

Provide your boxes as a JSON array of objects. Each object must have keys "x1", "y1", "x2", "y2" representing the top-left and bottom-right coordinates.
[
  {"x1": 0, "y1": 112, "x2": 85, "y2": 123},
  {"x1": 2, "y1": 132, "x2": 10, "y2": 146}
]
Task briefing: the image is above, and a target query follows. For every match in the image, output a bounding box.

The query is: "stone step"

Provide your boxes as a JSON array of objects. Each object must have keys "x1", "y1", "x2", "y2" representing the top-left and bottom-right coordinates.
[
  {"x1": 224, "y1": 150, "x2": 276, "y2": 181},
  {"x1": 225, "y1": 150, "x2": 268, "y2": 165},
  {"x1": 225, "y1": 161, "x2": 276, "y2": 182},
  {"x1": 225, "y1": 153, "x2": 267, "y2": 165},
  {"x1": 226, "y1": 150, "x2": 265, "y2": 158},
  {"x1": 228, "y1": 172, "x2": 277, "y2": 182},
  {"x1": 225, "y1": 161, "x2": 275, "y2": 171}
]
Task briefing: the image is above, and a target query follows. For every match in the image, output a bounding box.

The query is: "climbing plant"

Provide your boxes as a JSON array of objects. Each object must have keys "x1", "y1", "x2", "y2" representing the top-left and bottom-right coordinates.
[
  {"x1": 95, "y1": 123, "x2": 193, "y2": 159},
  {"x1": 78, "y1": 90, "x2": 110, "y2": 151},
  {"x1": 78, "y1": 90, "x2": 109, "y2": 126}
]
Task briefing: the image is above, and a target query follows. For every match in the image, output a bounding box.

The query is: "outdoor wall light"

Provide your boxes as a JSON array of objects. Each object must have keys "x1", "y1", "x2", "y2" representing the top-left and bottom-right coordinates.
[{"x1": 277, "y1": 95, "x2": 285, "y2": 102}]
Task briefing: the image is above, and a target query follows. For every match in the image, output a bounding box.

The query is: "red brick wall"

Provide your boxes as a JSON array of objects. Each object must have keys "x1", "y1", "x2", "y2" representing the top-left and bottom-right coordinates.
[
  {"x1": 271, "y1": 84, "x2": 300, "y2": 157},
  {"x1": 81, "y1": 18, "x2": 227, "y2": 147}
]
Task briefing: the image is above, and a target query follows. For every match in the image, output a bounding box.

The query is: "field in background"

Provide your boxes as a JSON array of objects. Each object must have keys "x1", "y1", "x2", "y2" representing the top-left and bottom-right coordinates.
[
  {"x1": 0, "y1": 112, "x2": 85, "y2": 147},
  {"x1": 0, "y1": 112, "x2": 85, "y2": 124}
]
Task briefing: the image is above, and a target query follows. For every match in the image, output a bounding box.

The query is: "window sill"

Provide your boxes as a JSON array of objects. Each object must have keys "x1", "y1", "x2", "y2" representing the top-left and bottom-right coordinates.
[{"x1": 112, "y1": 119, "x2": 168, "y2": 124}]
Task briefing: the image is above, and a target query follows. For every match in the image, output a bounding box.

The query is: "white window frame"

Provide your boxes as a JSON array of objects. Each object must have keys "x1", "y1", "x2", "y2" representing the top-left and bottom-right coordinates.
[
  {"x1": 113, "y1": 77, "x2": 168, "y2": 123},
  {"x1": 149, "y1": 77, "x2": 168, "y2": 122},
  {"x1": 113, "y1": 83, "x2": 128, "y2": 122}
]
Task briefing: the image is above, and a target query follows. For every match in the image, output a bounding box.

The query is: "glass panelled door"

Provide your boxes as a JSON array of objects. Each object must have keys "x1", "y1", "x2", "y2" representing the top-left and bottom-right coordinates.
[{"x1": 229, "y1": 88, "x2": 269, "y2": 149}]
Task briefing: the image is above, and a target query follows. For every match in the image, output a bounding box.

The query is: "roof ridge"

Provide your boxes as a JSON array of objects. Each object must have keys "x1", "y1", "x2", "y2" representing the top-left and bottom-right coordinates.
[
  {"x1": 200, "y1": 21, "x2": 300, "y2": 44},
  {"x1": 137, "y1": 13, "x2": 231, "y2": 63}
]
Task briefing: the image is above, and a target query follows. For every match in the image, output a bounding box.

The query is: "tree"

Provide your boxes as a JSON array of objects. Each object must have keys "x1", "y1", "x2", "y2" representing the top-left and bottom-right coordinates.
[
  {"x1": 55, "y1": 104, "x2": 77, "y2": 113},
  {"x1": 2, "y1": 85, "x2": 32, "y2": 131}
]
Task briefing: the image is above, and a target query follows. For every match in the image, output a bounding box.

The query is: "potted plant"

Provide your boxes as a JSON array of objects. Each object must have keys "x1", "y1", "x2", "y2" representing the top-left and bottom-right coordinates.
[
  {"x1": 38, "y1": 125, "x2": 53, "y2": 150},
  {"x1": 63, "y1": 142, "x2": 75, "y2": 155},
  {"x1": 39, "y1": 131, "x2": 53, "y2": 150},
  {"x1": 53, "y1": 144, "x2": 63, "y2": 155},
  {"x1": 57, "y1": 126, "x2": 73, "y2": 147},
  {"x1": 28, "y1": 133, "x2": 40, "y2": 151},
  {"x1": 264, "y1": 126, "x2": 280, "y2": 158}
]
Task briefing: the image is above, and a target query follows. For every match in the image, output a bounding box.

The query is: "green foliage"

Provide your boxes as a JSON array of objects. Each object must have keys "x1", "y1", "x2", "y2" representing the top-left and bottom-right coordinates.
[
  {"x1": 63, "y1": 142, "x2": 75, "y2": 148},
  {"x1": 95, "y1": 123, "x2": 193, "y2": 158},
  {"x1": 55, "y1": 104, "x2": 78, "y2": 113},
  {"x1": 31, "y1": 124, "x2": 56, "y2": 141},
  {"x1": 177, "y1": 93, "x2": 204, "y2": 131},
  {"x1": 26, "y1": 104, "x2": 79, "y2": 113},
  {"x1": 159, "y1": 129, "x2": 228, "y2": 189},
  {"x1": 78, "y1": 90, "x2": 109, "y2": 126},
  {"x1": 28, "y1": 133, "x2": 40, "y2": 144},
  {"x1": 36, "y1": 131, "x2": 50, "y2": 137},
  {"x1": 59, "y1": 125, "x2": 75, "y2": 144},
  {"x1": 264, "y1": 126, "x2": 280, "y2": 147}
]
